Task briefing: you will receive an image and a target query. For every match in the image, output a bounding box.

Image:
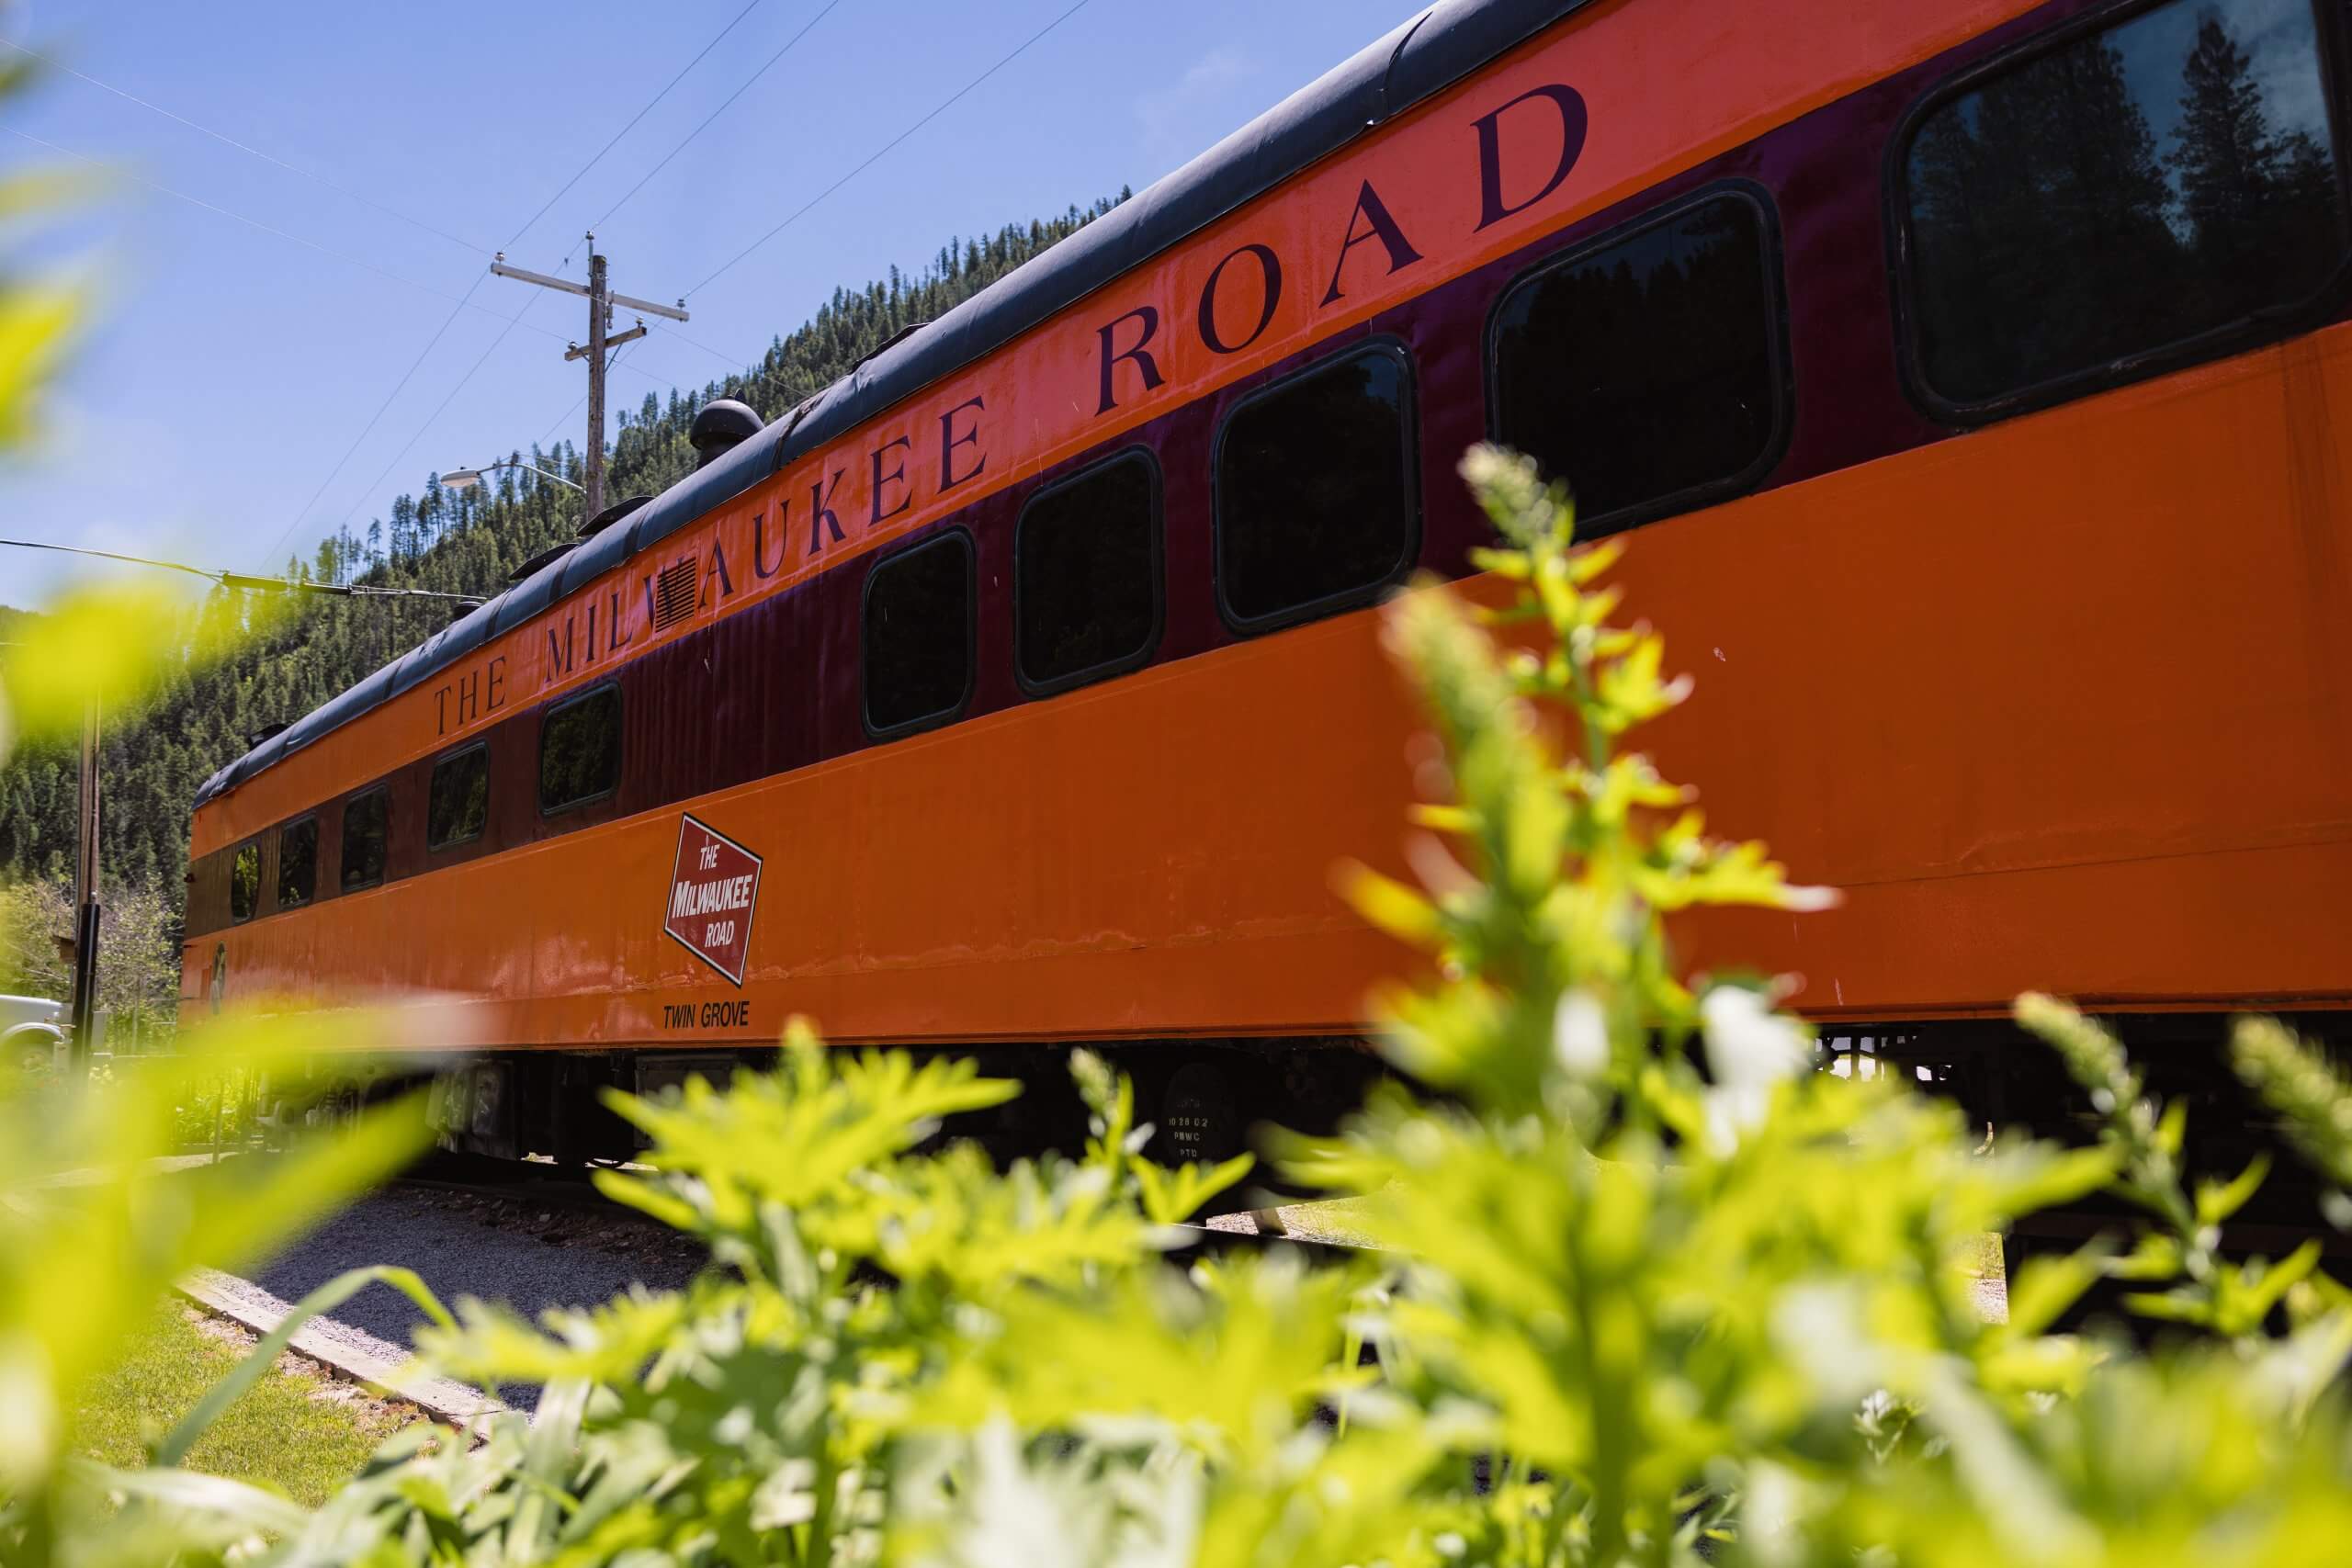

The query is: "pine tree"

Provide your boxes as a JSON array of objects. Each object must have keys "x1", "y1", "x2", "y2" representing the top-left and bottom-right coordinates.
[
  {"x1": 2167, "y1": 15, "x2": 2341, "y2": 321},
  {"x1": 2171, "y1": 17, "x2": 2280, "y2": 276}
]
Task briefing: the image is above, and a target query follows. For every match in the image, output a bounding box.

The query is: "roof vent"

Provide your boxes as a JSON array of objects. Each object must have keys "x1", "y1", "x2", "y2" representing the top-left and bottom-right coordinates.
[
  {"x1": 508, "y1": 540, "x2": 576, "y2": 581},
  {"x1": 852, "y1": 320, "x2": 929, "y2": 373},
  {"x1": 577, "y1": 493, "x2": 650, "y2": 539},
  {"x1": 688, "y1": 399, "x2": 764, "y2": 469}
]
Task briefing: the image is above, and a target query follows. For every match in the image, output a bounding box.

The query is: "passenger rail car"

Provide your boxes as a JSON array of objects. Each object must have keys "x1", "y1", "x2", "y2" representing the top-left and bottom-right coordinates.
[{"x1": 187, "y1": 0, "x2": 2352, "y2": 1168}]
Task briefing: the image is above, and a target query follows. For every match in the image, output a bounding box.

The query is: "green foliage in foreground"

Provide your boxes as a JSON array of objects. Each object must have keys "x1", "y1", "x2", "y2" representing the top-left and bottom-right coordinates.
[
  {"x1": 0, "y1": 1010, "x2": 430, "y2": 1565},
  {"x1": 73, "y1": 1303, "x2": 415, "y2": 1509},
  {"x1": 6, "y1": 450, "x2": 2352, "y2": 1566}
]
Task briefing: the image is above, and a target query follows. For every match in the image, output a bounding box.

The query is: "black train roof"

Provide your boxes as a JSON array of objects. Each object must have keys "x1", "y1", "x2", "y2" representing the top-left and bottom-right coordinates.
[{"x1": 196, "y1": 0, "x2": 1586, "y2": 812}]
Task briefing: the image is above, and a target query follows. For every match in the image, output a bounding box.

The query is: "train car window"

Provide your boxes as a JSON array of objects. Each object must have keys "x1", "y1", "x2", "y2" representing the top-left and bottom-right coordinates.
[
  {"x1": 1489, "y1": 187, "x2": 1786, "y2": 533},
  {"x1": 862, "y1": 530, "x2": 974, "y2": 736},
  {"x1": 1014, "y1": 450, "x2": 1161, "y2": 694},
  {"x1": 1214, "y1": 340, "x2": 1418, "y2": 631},
  {"x1": 229, "y1": 842, "x2": 260, "y2": 923},
  {"x1": 427, "y1": 744, "x2": 491, "y2": 851},
  {"x1": 540, "y1": 684, "x2": 622, "y2": 813},
  {"x1": 1897, "y1": 0, "x2": 2348, "y2": 416},
  {"x1": 341, "y1": 786, "x2": 390, "y2": 891},
  {"x1": 277, "y1": 818, "x2": 318, "y2": 908}
]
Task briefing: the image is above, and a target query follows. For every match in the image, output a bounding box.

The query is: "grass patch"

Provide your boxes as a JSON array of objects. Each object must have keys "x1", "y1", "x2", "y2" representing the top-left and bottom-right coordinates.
[{"x1": 72, "y1": 1302, "x2": 418, "y2": 1506}]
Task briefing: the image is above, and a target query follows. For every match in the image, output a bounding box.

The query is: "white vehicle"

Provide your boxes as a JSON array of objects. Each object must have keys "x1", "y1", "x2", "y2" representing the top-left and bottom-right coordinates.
[{"x1": 0, "y1": 994, "x2": 68, "y2": 1066}]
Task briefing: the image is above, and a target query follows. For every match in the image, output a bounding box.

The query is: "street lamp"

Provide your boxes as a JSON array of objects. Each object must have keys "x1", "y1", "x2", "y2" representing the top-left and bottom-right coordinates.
[{"x1": 441, "y1": 458, "x2": 583, "y2": 493}]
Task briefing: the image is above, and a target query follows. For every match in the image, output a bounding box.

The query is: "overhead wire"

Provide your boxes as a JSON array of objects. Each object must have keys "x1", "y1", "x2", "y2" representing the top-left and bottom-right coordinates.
[
  {"x1": 0, "y1": 536, "x2": 483, "y2": 603},
  {"x1": 271, "y1": 280, "x2": 485, "y2": 571},
  {"x1": 1, "y1": 536, "x2": 220, "y2": 581},
  {"x1": 535, "y1": 391, "x2": 588, "y2": 454},
  {"x1": 273, "y1": 0, "x2": 776, "y2": 567},
  {"x1": 684, "y1": 0, "x2": 1096, "y2": 299},
  {"x1": 279, "y1": 0, "x2": 1097, "y2": 573},
  {"x1": 0, "y1": 124, "x2": 556, "y2": 330},
  {"x1": 0, "y1": 119, "x2": 681, "y2": 392},
  {"x1": 497, "y1": 0, "x2": 772, "y2": 255},
  {"x1": 647, "y1": 321, "x2": 801, "y2": 410},
  {"x1": 585, "y1": 0, "x2": 846, "y2": 233},
  {"x1": 612, "y1": 0, "x2": 1102, "y2": 412},
  {"x1": 328, "y1": 288, "x2": 543, "y2": 536},
  {"x1": 0, "y1": 35, "x2": 494, "y2": 256}
]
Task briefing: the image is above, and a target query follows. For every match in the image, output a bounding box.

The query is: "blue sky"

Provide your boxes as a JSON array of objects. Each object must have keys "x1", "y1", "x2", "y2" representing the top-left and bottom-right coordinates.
[{"x1": 0, "y1": 0, "x2": 1421, "y2": 604}]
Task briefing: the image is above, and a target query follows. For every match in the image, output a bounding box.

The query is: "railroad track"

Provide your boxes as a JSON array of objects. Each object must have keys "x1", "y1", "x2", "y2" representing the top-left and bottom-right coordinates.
[{"x1": 392, "y1": 1155, "x2": 1374, "y2": 1254}]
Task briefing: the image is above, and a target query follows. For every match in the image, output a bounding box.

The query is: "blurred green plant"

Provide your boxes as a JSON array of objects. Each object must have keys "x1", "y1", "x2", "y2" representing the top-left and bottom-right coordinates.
[
  {"x1": 67, "y1": 446, "x2": 2331, "y2": 1568},
  {"x1": 0, "y1": 70, "x2": 433, "y2": 1564},
  {"x1": 8, "y1": 403, "x2": 2352, "y2": 1561},
  {"x1": 0, "y1": 57, "x2": 80, "y2": 457},
  {"x1": 0, "y1": 1010, "x2": 430, "y2": 1565}
]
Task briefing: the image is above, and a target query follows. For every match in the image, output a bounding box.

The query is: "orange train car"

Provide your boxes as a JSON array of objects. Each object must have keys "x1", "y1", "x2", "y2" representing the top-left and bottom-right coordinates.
[{"x1": 187, "y1": 0, "x2": 2352, "y2": 1168}]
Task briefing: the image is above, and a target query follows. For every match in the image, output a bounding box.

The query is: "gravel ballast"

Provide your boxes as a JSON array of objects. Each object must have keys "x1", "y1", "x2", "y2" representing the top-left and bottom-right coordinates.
[{"x1": 238, "y1": 1184, "x2": 707, "y2": 1409}]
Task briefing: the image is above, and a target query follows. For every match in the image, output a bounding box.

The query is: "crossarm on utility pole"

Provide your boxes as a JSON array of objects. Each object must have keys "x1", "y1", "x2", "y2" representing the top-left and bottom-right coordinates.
[
  {"x1": 489, "y1": 258, "x2": 688, "y2": 321},
  {"x1": 491, "y1": 238, "x2": 687, "y2": 526},
  {"x1": 567, "y1": 322, "x2": 646, "y2": 361}
]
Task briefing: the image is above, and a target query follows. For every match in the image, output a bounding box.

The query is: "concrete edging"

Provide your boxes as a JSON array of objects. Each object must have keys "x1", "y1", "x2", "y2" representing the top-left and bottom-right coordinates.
[{"x1": 175, "y1": 1266, "x2": 507, "y2": 1427}]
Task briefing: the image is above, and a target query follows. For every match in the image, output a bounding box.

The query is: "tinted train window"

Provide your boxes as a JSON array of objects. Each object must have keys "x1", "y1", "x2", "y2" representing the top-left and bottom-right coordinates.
[
  {"x1": 277, "y1": 818, "x2": 317, "y2": 908},
  {"x1": 342, "y1": 786, "x2": 389, "y2": 891},
  {"x1": 1490, "y1": 189, "x2": 1783, "y2": 530},
  {"x1": 863, "y1": 531, "x2": 973, "y2": 735},
  {"x1": 229, "y1": 843, "x2": 259, "y2": 923},
  {"x1": 1215, "y1": 342, "x2": 1417, "y2": 629},
  {"x1": 427, "y1": 744, "x2": 490, "y2": 851},
  {"x1": 1901, "y1": 0, "x2": 2347, "y2": 412},
  {"x1": 540, "y1": 685, "x2": 622, "y2": 813},
  {"x1": 1016, "y1": 452, "x2": 1160, "y2": 693}
]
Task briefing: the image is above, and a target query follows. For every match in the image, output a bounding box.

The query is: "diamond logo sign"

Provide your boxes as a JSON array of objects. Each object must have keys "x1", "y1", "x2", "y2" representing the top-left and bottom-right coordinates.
[{"x1": 663, "y1": 815, "x2": 763, "y2": 987}]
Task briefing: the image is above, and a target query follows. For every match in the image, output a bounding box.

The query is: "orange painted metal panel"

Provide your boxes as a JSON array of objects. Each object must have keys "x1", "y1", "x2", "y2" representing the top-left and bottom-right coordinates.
[
  {"x1": 187, "y1": 325, "x2": 2352, "y2": 1041},
  {"x1": 188, "y1": 0, "x2": 2047, "y2": 859}
]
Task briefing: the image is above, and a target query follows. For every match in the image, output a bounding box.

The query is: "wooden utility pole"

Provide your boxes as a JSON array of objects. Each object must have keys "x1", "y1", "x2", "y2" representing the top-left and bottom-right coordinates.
[
  {"x1": 584, "y1": 253, "x2": 607, "y2": 518},
  {"x1": 67, "y1": 695, "x2": 100, "y2": 1066},
  {"x1": 490, "y1": 236, "x2": 687, "y2": 522}
]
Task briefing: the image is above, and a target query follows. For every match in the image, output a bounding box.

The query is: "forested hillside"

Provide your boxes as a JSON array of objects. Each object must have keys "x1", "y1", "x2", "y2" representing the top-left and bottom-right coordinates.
[{"x1": 0, "y1": 196, "x2": 1127, "y2": 947}]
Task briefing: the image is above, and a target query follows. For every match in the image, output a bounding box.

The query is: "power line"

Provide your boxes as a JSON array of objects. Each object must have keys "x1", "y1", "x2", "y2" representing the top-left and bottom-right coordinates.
[
  {"x1": 0, "y1": 536, "x2": 484, "y2": 604},
  {"x1": 280, "y1": 1, "x2": 775, "y2": 568},
  {"x1": 537, "y1": 391, "x2": 587, "y2": 453},
  {"x1": 532, "y1": 337, "x2": 638, "y2": 458},
  {"x1": 650, "y1": 321, "x2": 799, "y2": 407},
  {"x1": 0, "y1": 35, "x2": 495, "y2": 256},
  {"x1": 0, "y1": 123, "x2": 558, "y2": 331},
  {"x1": 686, "y1": 0, "x2": 1096, "y2": 298},
  {"x1": 283, "y1": 0, "x2": 1091, "y2": 570},
  {"x1": 2, "y1": 536, "x2": 218, "y2": 581},
  {"x1": 588, "y1": 0, "x2": 847, "y2": 233},
  {"x1": 502, "y1": 0, "x2": 773, "y2": 253},
  {"x1": 261, "y1": 279, "x2": 487, "y2": 572},
  {"x1": 0, "y1": 120, "x2": 675, "y2": 379},
  {"x1": 330, "y1": 288, "x2": 551, "y2": 535}
]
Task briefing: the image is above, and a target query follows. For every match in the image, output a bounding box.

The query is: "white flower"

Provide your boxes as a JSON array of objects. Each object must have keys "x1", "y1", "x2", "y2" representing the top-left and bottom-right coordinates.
[
  {"x1": 1551, "y1": 989, "x2": 1609, "y2": 1079},
  {"x1": 1700, "y1": 986, "x2": 1810, "y2": 1152}
]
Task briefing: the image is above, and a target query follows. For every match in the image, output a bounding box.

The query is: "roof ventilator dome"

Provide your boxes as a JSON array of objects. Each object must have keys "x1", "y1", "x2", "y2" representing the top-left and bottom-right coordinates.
[{"x1": 687, "y1": 399, "x2": 765, "y2": 469}]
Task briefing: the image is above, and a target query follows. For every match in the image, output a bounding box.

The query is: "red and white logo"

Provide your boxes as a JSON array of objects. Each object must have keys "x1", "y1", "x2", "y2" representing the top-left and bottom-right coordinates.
[{"x1": 664, "y1": 815, "x2": 763, "y2": 987}]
